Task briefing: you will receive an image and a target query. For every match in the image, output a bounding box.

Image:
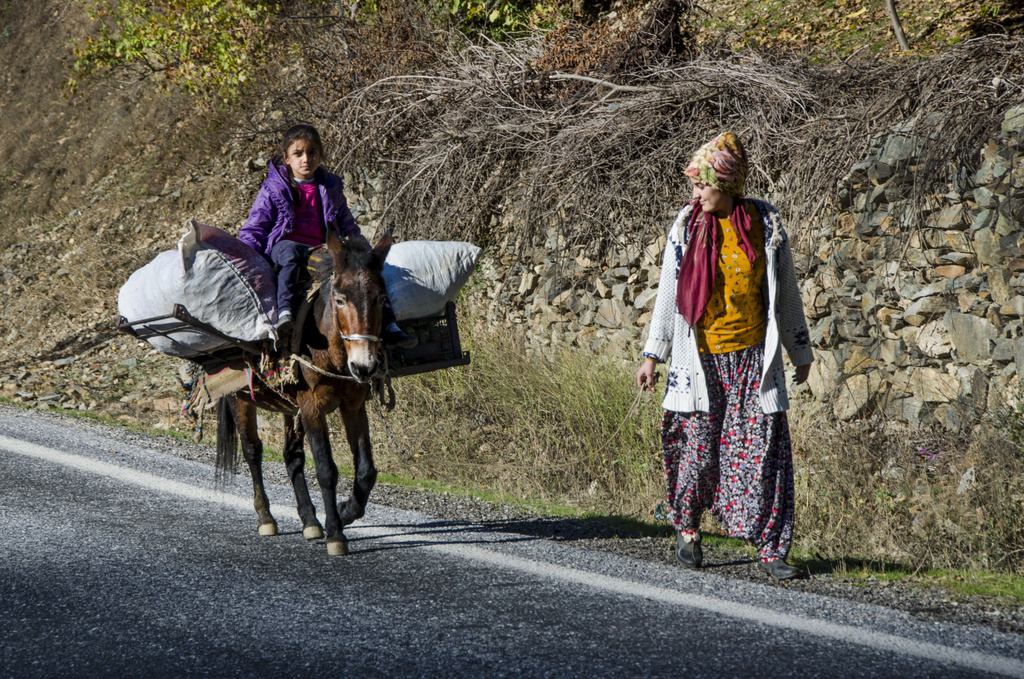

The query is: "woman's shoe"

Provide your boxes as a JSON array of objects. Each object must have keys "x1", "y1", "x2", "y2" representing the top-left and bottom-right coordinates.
[
  {"x1": 675, "y1": 533, "x2": 703, "y2": 568},
  {"x1": 758, "y1": 559, "x2": 800, "y2": 580}
]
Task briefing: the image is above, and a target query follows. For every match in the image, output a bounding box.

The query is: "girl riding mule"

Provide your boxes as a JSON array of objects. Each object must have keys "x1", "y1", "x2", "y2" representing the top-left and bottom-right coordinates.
[{"x1": 216, "y1": 229, "x2": 391, "y2": 556}]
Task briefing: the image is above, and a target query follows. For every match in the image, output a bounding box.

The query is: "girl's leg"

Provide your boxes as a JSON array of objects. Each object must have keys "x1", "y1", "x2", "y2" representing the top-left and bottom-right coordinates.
[
  {"x1": 708, "y1": 343, "x2": 796, "y2": 563},
  {"x1": 270, "y1": 240, "x2": 310, "y2": 324}
]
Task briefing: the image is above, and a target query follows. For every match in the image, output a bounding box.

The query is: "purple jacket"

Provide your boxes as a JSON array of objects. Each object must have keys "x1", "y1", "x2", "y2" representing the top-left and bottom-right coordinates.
[{"x1": 239, "y1": 157, "x2": 365, "y2": 258}]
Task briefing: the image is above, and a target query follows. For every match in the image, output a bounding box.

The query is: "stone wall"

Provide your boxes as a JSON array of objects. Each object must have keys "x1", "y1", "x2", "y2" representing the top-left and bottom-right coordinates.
[
  {"x1": 348, "y1": 104, "x2": 1024, "y2": 432},
  {"x1": 801, "y1": 104, "x2": 1024, "y2": 430}
]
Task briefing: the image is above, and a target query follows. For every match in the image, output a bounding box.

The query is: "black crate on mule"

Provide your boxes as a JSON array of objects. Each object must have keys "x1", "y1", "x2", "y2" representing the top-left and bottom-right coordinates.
[{"x1": 385, "y1": 301, "x2": 470, "y2": 378}]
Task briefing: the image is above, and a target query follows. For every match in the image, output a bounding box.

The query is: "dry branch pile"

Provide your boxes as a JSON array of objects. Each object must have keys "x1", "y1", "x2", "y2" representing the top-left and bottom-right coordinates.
[{"x1": 305, "y1": 2, "x2": 1024, "y2": 266}]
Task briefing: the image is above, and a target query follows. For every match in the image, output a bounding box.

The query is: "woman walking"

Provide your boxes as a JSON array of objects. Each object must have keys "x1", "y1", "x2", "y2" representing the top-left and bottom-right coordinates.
[{"x1": 636, "y1": 132, "x2": 813, "y2": 579}]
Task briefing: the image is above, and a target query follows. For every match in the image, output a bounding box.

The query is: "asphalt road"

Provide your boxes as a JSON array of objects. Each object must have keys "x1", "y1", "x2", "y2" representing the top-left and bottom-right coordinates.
[{"x1": 1, "y1": 408, "x2": 1022, "y2": 679}]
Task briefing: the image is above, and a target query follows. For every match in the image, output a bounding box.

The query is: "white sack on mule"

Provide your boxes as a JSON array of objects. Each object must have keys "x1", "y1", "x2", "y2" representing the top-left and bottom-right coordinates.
[
  {"x1": 117, "y1": 219, "x2": 278, "y2": 358},
  {"x1": 383, "y1": 240, "x2": 481, "y2": 320}
]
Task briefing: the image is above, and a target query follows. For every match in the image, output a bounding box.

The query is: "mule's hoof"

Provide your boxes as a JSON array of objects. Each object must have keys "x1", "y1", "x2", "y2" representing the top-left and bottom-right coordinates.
[
  {"x1": 258, "y1": 522, "x2": 279, "y2": 536},
  {"x1": 303, "y1": 524, "x2": 324, "y2": 541},
  {"x1": 326, "y1": 540, "x2": 348, "y2": 556}
]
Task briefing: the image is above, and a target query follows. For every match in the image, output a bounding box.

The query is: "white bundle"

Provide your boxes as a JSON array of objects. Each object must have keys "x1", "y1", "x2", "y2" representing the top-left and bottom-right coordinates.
[
  {"x1": 383, "y1": 240, "x2": 481, "y2": 320},
  {"x1": 117, "y1": 219, "x2": 278, "y2": 358}
]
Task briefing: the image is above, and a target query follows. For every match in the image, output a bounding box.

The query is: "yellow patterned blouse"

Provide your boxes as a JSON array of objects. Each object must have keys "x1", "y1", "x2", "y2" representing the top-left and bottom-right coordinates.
[{"x1": 695, "y1": 205, "x2": 768, "y2": 354}]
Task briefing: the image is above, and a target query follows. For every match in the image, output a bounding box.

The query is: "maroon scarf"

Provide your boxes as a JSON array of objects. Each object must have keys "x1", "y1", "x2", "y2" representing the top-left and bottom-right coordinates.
[{"x1": 675, "y1": 198, "x2": 757, "y2": 328}]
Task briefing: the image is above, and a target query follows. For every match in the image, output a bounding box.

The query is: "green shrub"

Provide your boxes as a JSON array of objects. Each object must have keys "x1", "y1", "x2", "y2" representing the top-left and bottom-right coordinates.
[{"x1": 67, "y1": 0, "x2": 280, "y2": 101}]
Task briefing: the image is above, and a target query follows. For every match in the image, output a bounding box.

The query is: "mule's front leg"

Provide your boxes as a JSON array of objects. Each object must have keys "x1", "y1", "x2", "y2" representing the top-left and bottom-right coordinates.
[
  {"x1": 302, "y1": 407, "x2": 347, "y2": 555},
  {"x1": 282, "y1": 415, "x2": 323, "y2": 541},
  {"x1": 338, "y1": 403, "x2": 377, "y2": 527}
]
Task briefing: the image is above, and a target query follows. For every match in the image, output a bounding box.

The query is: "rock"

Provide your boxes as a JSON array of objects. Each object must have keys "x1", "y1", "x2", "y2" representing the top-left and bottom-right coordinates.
[
  {"x1": 886, "y1": 397, "x2": 934, "y2": 427},
  {"x1": 962, "y1": 368, "x2": 989, "y2": 416},
  {"x1": 975, "y1": 227, "x2": 1022, "y2": 266},
  {"x1": 834, "y1": 214, "x2": 856, "y2": 237},
  {"x1": 931, "y1": 204, "x2": 967, "y2": 230},
  {"x1": 809, "y1": 316, "x2": 836, "y2": 346},
  {"x1": 606, "y1": 266, "x2": 630, "y2": 281},
  {"x1": 843, "y1": 345, "x2": 874, "y2": 375},
  {"x1": 1002, "y1": 103, "x2": 1024, "y2": 135},
  {"x1": 868, "y1": 162, "x2": 893, "y2": 185},
  {"x1": 634, "y1": 287, "x2": 658, "y2": 310},
  {"x1": 1015, "y1": 338, "x2": 1024, "y2": 376},
  {"x1": 120, "y1": 358, "x2": 138, "y2": 368},
  {"x1": 988, "y1": 267, "x2": 1013, "y2": 305},
  {"x1": 957, "y1": 466, "x2": 976, "y2": 495},
  {"x1": 935, "y1": 403, "x2": 969, "y2": 432},
  {"x1": 941, "y1": 252, "x2": 975, "y2": 267},
  {"x1": 518, "y1": 273, "x2": 538, "y2": 296},
  {"x1": 807, "y1": 350, "x2": 841, "y2": 397},
  {"x1": 911, "y1": 510, "x2": 937, "y2": 535},
  {"x1": 594, "y1": 278, "x2": 610, "y2": 299},
  {"x1": 869, "y1": 184, "x2": 889, "y2": 207},
  {"x1": 880, "y1": 339, "x2": 912, "y2": 367},
  {"x1": 993, "y1": 338, "x2": 1017, "y2": 362},
  {"x1": 876, "y1": 307, "x2": 903, "y2": 329},
  {"x1": 912, "y1": 280, "x2": 954, "y2": 300},
  {"x1": 595, "y1": 299, "x2": 628, "y2": 328},
  {"x1": 880, "y1": 132, "x2": 921, "y2": 165},
  {"x1": 833, "y1": 373, "x2": 886, "y2": 420},
  {"x1": 973, "y1": 186, "x2": 998, "y2": 209},
  {"x1": 541, "y1": 276, "x2": 571, "y2": 305},
  {"x1": 944, "y1": 311, "x2": 999, "y2": 362},
  {"x1": 903, "y1": 296, "x2": 950, "y2": 326},
  {"x1": 995, "y1": 211, "x2": 1020, "y2": 237},
  {"x1": 971, "y1": 209, "x2": 995, "y2": 232},
  {"x1": 909, "y1": 367, "x2": 960, "y2": 403},
  {"x1": 932, "y1": 265, "x2": 966, "y2": 279},
  {"x1": 914, "y1": 320, "x2": 952, "y2": 358}
]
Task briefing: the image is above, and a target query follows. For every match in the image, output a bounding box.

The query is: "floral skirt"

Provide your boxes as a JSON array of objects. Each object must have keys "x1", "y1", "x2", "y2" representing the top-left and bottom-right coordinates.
[{"x1": 660, "y1": 342, "x2": 795, "y2": 560}]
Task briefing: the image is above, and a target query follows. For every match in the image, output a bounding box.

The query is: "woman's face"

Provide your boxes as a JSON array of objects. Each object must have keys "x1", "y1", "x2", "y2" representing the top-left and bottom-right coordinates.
[
  {"x1": 691, "y1": 182, "x2": 734, "y2": 218},
  {"x1": 284, "y1": 139, "x2": 321, "y2": 180}
]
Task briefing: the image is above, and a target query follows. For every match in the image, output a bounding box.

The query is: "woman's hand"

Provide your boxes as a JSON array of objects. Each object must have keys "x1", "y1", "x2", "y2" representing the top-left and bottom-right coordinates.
[
  {"x1": 793, "y1": 363, "x2": 811, "y2": 385},
  {"x1": 636, "y1": 359, "x2": 659, "y2": 391}
]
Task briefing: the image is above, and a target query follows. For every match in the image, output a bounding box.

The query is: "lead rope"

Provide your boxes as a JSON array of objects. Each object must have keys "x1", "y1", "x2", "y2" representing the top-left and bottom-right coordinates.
[{"x1": 370, "y1": 377, "x2": 411, "y2": 461}]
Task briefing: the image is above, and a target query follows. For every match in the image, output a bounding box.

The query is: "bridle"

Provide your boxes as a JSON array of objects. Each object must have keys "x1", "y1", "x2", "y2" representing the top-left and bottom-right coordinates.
[
  {"x1": 329, "y1": 272, "x2": 384, "y2": 347},
  {"x1": 337, "y1": 332, "x2": 381, "y2": 344}
]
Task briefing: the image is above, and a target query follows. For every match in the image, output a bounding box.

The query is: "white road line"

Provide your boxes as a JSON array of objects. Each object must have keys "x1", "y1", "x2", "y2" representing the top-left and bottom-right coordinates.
[{"x1": 6, "y1": 434, "x2": 1024, "y2": 678}]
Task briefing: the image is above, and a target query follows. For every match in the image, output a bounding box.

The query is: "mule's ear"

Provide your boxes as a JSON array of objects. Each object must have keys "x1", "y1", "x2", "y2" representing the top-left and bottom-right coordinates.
[
  {"x1": 370, "y1": 230, "x2": 392, "y2": 268},
  {"x1": 326, "y1": 228, "x2": 348, "y2": 269}
]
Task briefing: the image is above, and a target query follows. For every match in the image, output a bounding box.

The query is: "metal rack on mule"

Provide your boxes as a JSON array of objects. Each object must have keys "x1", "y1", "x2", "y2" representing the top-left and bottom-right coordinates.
[
  {"x1": 115, "y1": 300, "x2": 470, "y2": 380},
  {"x1": 116, "y1": 300, "x2": 470, "y2": 444}
]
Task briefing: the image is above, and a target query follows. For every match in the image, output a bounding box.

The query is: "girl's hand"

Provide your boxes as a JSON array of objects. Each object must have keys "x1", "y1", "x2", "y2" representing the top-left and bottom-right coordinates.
[
  {"x1": 636, "y1": 359, "x2": 659, "y2": 391},
  {"x1": 793, "y1": 363, "x2": 811, "y2": 385}
]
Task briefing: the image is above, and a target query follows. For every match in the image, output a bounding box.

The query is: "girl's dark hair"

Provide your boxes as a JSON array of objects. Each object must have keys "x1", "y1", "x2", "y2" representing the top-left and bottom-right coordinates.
[{"x1": 280, "y1": 124, "x2": 324, "y2": 160}]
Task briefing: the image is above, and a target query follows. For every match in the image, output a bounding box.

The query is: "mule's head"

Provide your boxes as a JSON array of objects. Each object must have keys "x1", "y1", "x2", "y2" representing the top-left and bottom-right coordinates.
[{"x1": 325, "y1": 229, "x2": 392, "y2": 382}]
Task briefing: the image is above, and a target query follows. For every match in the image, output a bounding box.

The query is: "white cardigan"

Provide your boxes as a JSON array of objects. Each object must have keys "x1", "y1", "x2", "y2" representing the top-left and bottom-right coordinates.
[{"x1": 641, "y1": 199, "x2": 814, "y2": 414}]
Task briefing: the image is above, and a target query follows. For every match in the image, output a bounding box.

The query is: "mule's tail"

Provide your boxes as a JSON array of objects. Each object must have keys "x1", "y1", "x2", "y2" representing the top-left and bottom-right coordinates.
[{"x1": 215, "y1": 396, "x2": 239, "y2": 485}]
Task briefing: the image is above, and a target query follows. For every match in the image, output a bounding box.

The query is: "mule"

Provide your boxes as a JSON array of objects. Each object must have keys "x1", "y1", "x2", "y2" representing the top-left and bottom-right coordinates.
[{"x1": 216, "y1": 229, "x2": 391, "y2": 556}]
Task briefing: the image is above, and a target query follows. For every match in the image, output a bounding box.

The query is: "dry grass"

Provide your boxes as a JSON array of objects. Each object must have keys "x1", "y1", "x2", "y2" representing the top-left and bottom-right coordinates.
[
  {"x1": 790, "y1": 403, "x2": 1024, "y2": 574},
  {"x1": 367, "y1": 299, "x2": 665, "y2": 517}
]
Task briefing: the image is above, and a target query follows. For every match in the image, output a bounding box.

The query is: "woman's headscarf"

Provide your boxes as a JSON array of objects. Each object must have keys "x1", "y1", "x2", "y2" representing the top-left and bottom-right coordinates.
[
  {"x1": 676, "y1": 132, "x2": 757, "y2": 328},
  {"x1": 683, "y1": 131, "x2": 748, "y2": 196}
]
